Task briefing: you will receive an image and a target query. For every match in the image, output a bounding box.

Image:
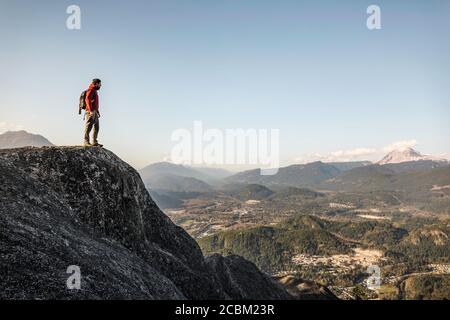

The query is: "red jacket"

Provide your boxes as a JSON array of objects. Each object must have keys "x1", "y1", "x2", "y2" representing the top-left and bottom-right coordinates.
[{"x1": 85, "y1": 83, "x2": 99, "y2": 112}]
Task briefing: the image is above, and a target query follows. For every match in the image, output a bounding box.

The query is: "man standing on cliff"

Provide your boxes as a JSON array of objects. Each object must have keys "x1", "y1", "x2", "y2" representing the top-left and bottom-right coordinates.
[{"x1": 84, "y1": 78, "x2": 103, "y2": 147}]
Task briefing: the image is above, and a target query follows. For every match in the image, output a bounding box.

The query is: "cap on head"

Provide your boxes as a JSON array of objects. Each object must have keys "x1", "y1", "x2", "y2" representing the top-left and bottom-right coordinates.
[{"x1": 92, "y1": 78, "x2": 102, "y2": 84}]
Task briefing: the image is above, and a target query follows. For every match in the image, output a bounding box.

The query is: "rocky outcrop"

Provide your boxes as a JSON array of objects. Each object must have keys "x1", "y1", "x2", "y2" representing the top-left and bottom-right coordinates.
[
  {"x1": 274, "y1": 275, "x2": 338, "y2": 300},
  {"x1": 206, "y1": 254, "x2": 292, "y2": 300},
  {"x1": 0, "y1": 146, "x2": 293, "y2": 299}
]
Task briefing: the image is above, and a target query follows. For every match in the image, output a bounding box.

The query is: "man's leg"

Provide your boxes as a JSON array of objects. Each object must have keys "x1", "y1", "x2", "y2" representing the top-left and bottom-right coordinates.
[
  {"x1": 93, "y1": 111, "x2": 100, "y2": 145},
  {"x1": 84, "y1": 112, "x2": 94, "y2": 145}
]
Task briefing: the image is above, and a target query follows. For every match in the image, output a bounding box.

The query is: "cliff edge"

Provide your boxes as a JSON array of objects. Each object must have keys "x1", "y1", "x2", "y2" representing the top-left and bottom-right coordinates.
[{"x1": 0, "y1": 146, "x2": 291, "y2": 299}]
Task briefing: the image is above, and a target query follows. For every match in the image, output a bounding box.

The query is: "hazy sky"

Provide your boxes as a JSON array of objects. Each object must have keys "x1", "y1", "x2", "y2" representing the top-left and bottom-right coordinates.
[{"x1": 1, "y1": 0, "x2": 449, "y2": 169}]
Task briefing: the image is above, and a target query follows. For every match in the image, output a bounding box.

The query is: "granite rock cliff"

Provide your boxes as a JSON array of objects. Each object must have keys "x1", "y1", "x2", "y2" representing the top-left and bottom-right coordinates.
[{"x1": 0, "y1": 147, "x2": 292, "y2": 299}]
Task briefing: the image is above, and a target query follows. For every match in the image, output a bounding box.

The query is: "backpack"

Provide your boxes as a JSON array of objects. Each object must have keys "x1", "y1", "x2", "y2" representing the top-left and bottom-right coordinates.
[{"x1": 78, "y1": 90, "x2": 87, "y2": 114}]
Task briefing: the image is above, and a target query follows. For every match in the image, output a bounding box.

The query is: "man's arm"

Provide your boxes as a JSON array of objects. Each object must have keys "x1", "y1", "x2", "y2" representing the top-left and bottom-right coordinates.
[{"x1": 85, "y1": 89, "x2": 93, "y2": 111}]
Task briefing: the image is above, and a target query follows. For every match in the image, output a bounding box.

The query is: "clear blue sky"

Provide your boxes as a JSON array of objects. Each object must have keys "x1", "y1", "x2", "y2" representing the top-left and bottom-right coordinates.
[{"x1": 1, "y1": 0, "x2": 449, "y2": 168}]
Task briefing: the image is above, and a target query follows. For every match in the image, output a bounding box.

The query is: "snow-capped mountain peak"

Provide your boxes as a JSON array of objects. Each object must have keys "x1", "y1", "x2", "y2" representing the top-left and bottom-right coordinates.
[{"x1": 377, "y1": 147, "x2": 447, "y2": 165}]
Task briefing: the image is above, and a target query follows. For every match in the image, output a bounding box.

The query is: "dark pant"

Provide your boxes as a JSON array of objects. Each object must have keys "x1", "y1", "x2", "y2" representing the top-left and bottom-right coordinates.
[{"x1": 84, "y1": 110, "x2": 99, "y2": 143}]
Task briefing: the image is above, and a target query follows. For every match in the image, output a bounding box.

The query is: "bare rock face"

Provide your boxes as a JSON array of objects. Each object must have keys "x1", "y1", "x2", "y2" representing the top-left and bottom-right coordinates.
[
  {"x1": 0, "y1": 147, "x2": 293, "y2": 300},
  {"x1": 206, "y1": 254, "x2": 293, "y2": 300},
  {"x1": 274, "y1": 275, "x2": 338, "y2": 300}
]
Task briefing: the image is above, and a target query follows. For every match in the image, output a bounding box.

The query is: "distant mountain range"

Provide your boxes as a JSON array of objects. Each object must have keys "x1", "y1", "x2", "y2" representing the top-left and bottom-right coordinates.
[
  {"x1": 138, "y1": 162, "x2": 232, "y2": 208},
  {"x1": 144, "y1": 173, "x2": 214, "y2": 193},
  {"x1": 136, "y1": 148, "x2": 449, "y2": 206},
  {"x1": 147, "y1": 189, "x2": 184, "y2": 209},
  {"x1": 223, "y1": 161, "x2": 342, "y2": 188},
  {"x1": 139, "y1": 161, "x2": 233, "y2": 187},
  {"x1": 223, "y1": 148, "x2": 449, "y2": 189},
  {"x1": 378, "y1": 147, "x2": 448, "y2": 165},
  {"x1": 0, "y1": 130, "x2": 54, "y2": 149},
  {"x1": 222, "y1": 183, "x2": 274, "y2": 201},
  {"x1": 327, "y1": 161, "x2": 372, "y2": 171}
]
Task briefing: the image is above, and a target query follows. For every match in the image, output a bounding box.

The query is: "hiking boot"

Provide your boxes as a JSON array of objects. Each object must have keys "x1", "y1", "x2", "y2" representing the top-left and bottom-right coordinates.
[
  {"x1": 84, "y1": 141, "x2": 92, "y2": 147},
  {"x1": 92, "y1": 142, "x2": 103, "y2": 147}
]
